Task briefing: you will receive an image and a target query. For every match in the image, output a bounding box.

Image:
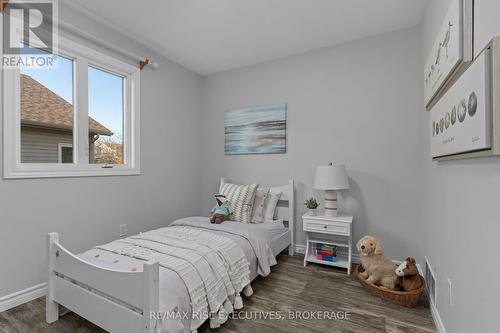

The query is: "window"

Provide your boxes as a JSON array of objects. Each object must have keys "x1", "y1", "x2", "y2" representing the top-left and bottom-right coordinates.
[
  {"x1": 3, "y1": 36, "x2": 140, "y2": 178},
  {"x1": 20, "y1": 49, "x2": 74, "y2": 164},
  {"x1": 58, "y1": 144, "x2": 73, "y2": 163},
  {"x1": 88, "y1": 66, "x2": 124, "y2": 165}
]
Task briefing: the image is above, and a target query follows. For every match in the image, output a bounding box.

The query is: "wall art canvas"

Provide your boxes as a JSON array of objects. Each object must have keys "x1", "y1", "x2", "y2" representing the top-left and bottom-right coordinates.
[
  {"x1": 424, "y1": 0, "x2": 473, "y2": 109},
  {"x1": 430, "y1": 49, "x2": 492, "y2": 159},
  {"x1": 224, "y1": 104, "x2": 287, "y2": 155}
]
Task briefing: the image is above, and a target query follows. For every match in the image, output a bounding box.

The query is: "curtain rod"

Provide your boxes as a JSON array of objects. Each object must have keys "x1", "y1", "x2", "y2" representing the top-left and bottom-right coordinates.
[
  {"x1": 58, "y1": 19, "x2": 159, "y2": 70},
  {"x1": 4, "y1": 1, "x2": 158, "y2": 70},
  {"x1": 0, "y1": 0, "x2": 10, "y2": 12}
]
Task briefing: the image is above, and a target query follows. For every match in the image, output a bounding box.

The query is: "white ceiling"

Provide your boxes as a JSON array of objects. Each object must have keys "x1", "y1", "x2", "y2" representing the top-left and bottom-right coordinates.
[{"x1": 66, "y1": 0, "x2": 426, "y2": 75}]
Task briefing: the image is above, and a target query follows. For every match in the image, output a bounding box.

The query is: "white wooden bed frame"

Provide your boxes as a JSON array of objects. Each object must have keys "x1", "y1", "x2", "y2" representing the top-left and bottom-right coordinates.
[
  {"x1": 220, "y1": 178, "x2": 295, "y2": 257},
  {"x1": 46, "y1": 178, "x2": 295, "y2": 333}
]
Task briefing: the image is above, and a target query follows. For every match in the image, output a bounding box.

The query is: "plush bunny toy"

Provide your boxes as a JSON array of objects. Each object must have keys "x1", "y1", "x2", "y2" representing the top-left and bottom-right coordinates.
[{"x1": 210, "y1": 195, "x2": 232, "y2": 224}]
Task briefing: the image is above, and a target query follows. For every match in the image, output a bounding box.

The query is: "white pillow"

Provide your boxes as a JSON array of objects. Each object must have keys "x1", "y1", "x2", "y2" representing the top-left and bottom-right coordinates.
[
  {"x1": 251, "y1": 188, "x2": 269, "y2": 223},
  {"x1": 263, "y1": 189, "x2": 282, "y2": 221}
]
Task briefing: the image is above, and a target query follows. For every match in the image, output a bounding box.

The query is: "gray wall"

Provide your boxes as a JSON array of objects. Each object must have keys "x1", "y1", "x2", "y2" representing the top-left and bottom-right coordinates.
[
  {"x1": 5, "y1": 6, "x2": 497, "y2": 332},
  {"x1": 420, "y1": 1, "x2": 500, "y2": 332},
  {"x1": 0, "y1": 5, "x2": 203, "y2": 297},
  {"x1": 200, "y1": 28, "x2": 423, "y2": 260}
]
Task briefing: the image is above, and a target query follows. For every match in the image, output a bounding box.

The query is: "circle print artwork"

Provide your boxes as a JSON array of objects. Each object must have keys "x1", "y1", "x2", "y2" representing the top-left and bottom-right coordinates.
[
  {"x1": 445, "y1": 112, "x2": 450, "y2": 129},
  {"x1": 451, "y1": 106, "x2": 457, "y2": 125},
  {"x1": 439, "y1": 118, "x2": 444, "y2": 132},
  {"x1": 468, "y1": 91, "x2": 477, "y2": 117},
  {"x1": 458, "y1": 99, "x2": 467, "y2": 122}
]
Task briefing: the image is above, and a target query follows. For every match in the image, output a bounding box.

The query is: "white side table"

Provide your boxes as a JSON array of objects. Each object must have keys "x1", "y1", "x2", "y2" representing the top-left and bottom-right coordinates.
[{"x1": 302, "y1": 214, "x2": 353, "y2": 275}]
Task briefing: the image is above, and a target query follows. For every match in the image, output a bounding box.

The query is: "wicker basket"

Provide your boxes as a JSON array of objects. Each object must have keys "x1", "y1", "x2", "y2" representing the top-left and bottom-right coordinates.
[{"x1": 356, "y1": 265, "x2": 426, "y2": 307}]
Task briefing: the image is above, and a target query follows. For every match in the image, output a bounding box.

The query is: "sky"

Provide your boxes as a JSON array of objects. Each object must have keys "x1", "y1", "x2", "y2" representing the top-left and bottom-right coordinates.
[{"x1": 20, "y1": 52, "x2": 124, "y2": 141}]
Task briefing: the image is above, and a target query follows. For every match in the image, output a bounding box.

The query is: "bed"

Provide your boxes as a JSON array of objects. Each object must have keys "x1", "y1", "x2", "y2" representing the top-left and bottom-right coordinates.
[{"x1": 46, "y1": 178, "x2": 294, "y2": 333}]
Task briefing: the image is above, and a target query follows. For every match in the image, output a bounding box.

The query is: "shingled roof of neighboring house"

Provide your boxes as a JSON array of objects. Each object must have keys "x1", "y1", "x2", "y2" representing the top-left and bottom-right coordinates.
[{"x1": 21, "y1": 74, "x2": 113, "y2": 136}]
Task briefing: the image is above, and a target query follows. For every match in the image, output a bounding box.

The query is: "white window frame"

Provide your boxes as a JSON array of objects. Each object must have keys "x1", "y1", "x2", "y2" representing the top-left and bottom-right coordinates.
[
  {"x1": 58, "y1": 143, "x2": 73, "y2": 163},
  {"x1": 2, "y1": 33, "x2": 141, "y2": 179}
]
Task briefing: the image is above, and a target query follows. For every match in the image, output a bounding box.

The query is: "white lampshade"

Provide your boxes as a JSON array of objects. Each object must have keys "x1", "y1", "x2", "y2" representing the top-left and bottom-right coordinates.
[{"x1": 314, "y1": 163, "x2": 350, "y2": 190}]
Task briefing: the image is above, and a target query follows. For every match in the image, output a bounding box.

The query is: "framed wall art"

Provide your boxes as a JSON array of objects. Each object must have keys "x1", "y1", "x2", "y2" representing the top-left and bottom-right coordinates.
[
  {"x1": 224, "y1": 104, "x2": 287, "y2": 155},
  {"x1": 431, "y1": 47, "x2": 491, "y2": 159},
  {"x1": 424, "y1": 0, "x2": 474, "y2": 110},
  {"x1": 431, "y1": 38, "x2": 500, "y2": 161}
]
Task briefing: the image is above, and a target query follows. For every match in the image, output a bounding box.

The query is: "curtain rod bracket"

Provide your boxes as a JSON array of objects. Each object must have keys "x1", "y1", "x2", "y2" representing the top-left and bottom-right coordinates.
[
  {"x1": 1, "y1": 0, "x2": 10, "y2": 12},
  {"x1": 139, "y1": 58, "x2": 150, "y2": 70}
]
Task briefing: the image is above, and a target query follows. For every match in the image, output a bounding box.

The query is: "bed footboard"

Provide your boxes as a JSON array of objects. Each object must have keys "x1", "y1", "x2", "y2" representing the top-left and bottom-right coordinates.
[{"x1": 46, "y1": 233, "x2": 159, "y2": 333}]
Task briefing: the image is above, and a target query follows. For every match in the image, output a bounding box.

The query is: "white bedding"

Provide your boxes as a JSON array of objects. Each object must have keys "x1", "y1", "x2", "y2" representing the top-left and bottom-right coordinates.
[
  {"x1": 78, "y1": 216, "x2": 277, "y2": 333},
  {"x1": 257, "y1": 219, "x2": 287, "y2": 239}
]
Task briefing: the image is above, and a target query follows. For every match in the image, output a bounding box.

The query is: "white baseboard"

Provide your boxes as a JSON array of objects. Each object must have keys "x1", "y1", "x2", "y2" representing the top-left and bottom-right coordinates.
[
  {"x1": 0, "y1": 283, "x2": 46, "y2": 313},
  {"x1": 429, "y1": 299, "x2": 446, "y2": 333},
  {"x1": 294, "y1": 244, "x2": 305, "y2": 254},
  {"x1": 422, "y1": 262, "x2": 446, "y2": 333}
]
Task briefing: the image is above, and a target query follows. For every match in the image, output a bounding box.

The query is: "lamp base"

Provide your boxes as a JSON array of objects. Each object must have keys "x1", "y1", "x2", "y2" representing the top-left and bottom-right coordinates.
[{"x1": 324, "y1": 190, "x2": 338, "y2": 217}]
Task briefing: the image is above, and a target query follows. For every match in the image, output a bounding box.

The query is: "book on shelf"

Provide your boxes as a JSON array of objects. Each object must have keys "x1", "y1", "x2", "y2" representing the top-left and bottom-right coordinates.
[
  {"x1": 316, "y1": 254, "x2": 337, "y2": 262},
  {"x1": 315, "y1": 243, "x2": 337, "y2": 256}
]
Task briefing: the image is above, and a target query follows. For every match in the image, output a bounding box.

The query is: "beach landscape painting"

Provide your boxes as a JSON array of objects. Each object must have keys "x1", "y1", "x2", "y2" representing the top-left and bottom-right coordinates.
[{"x1": 225, "y1": 104, "x2": 287, "y2": 155}]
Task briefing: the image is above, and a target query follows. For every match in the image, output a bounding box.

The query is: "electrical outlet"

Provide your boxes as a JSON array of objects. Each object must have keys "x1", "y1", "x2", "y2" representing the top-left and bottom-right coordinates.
[
  {"x1": 447, "y1": 278, "x2": 453, "y2": 307},
  {"x1": 119, "y1": 224, "x2": 127, "y2": 237}
]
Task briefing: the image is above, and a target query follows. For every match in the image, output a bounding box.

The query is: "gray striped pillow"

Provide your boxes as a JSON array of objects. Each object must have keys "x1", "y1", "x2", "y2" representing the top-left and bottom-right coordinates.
[{"x1": 220, "y1": 182, "x2": 258, "y2": 223}]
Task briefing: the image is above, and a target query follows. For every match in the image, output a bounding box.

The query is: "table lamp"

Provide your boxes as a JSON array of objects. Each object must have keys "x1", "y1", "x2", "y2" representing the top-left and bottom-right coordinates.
[{"x1": 314, "y1": 163, "x2": 349, "y2": 217}]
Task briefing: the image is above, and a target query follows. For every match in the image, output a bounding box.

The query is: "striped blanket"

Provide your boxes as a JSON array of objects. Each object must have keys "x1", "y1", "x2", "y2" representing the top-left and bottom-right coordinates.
[{"x1": 95, "y1": 225, "x2": 251, "y2": 331}]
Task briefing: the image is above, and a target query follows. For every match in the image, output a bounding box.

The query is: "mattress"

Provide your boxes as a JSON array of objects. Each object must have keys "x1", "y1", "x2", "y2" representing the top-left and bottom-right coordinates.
[{"x1": 77, "y1": 219, "x2": 268, "y2": 333}]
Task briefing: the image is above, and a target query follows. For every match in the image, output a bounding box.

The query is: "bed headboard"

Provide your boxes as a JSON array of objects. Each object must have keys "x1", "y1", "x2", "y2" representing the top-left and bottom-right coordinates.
[{"x1": 220, "y1": 177, "x2": 295, "y2": 252}]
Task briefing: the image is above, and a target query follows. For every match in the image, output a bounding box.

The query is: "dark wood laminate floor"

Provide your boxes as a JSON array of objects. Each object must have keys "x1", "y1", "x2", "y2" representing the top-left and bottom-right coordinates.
[{"x1": 0, "y1": 254, "x2": 436, "y2": 333}]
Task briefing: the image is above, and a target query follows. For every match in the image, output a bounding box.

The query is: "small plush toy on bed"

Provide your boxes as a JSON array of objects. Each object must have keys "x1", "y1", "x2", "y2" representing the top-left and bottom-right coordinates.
[{"x1": 210, "y1": 194, "x2": 232, "y2": 224}]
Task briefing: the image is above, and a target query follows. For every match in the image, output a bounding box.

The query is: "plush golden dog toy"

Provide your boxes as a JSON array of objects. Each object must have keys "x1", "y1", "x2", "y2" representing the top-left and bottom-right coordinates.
[{"x1": 357, "y1": 235, "x2": 398, "y2": 290}]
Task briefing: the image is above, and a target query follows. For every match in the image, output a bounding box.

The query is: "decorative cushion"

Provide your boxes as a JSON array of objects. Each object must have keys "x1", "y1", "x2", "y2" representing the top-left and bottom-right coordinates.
[
  {"x1": 251, "y1": 188, "x2": 269, "y2": 223},
  {"x1": 263, "y1": 189, "x2": 282, "y2": 221},
  {"x1": 220, "y1": 182, "x2": 259, "y2": 223}
]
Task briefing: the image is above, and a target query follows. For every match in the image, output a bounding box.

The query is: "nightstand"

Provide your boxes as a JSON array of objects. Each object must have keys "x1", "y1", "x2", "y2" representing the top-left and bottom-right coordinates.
[{"x1": 302, "y1": 214, "x2": 353, "y2": 275}]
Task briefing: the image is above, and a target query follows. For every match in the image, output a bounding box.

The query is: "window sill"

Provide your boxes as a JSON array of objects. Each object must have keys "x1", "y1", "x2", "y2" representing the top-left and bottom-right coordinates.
[{"x1": 3, "y1": 167, "x2": 140, "y2": 179}]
